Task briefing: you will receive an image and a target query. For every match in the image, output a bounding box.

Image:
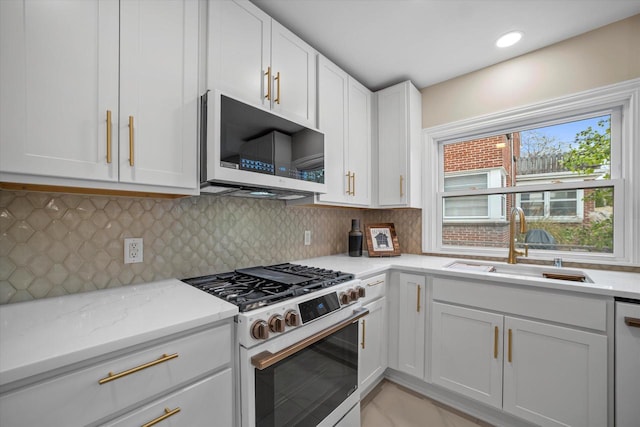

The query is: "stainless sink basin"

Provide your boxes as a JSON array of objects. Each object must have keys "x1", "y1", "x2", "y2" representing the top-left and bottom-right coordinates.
[{"x1": 445, "y1": 261, "x2": 593, "y2": 283}]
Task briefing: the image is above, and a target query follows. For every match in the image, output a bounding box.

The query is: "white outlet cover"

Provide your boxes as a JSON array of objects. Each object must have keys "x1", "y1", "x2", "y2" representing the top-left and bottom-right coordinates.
[{"x1": 124, "y1": 238, "x2": 143, "y2": 264}]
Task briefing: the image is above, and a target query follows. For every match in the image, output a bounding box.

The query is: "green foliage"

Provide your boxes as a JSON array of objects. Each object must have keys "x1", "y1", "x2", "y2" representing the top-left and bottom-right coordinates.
[{"x1": 562, "y1": 118, "x2": 611, "y2": 178}]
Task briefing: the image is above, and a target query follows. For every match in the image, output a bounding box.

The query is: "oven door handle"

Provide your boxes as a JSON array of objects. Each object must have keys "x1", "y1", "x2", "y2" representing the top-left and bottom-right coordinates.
[{"x1": 251, "y1": 307, "x2": 369, "y2": 370}]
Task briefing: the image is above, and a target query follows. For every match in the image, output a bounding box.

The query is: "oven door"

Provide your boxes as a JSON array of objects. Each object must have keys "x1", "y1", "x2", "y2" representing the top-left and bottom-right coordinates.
[{"x1": 240, "y1": 307, "x2": 368, "y2": 427}]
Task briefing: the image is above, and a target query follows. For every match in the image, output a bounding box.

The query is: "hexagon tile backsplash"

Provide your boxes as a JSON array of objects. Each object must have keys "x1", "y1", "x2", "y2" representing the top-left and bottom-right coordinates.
[{"x1": 0, "y1": 190, "x2": 422, "y2": 304}]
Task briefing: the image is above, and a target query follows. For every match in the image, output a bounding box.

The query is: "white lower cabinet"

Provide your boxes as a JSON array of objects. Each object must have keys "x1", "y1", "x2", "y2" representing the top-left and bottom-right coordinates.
[
  {"x1": 431, "y1": 299, "x2": 608, "y2": 427},
  {"x1": 0, "y1": 322, "x2": 234, "y2": 427},
  {"x1": 359, "y1": 297, "x2": 387, "y2": 392},
  {"x1": 396, "y1": 273, "x2": 426, "y2": 378},
  {"x1": 431, "y1": 303, "x2": 503, "y2": 408}
]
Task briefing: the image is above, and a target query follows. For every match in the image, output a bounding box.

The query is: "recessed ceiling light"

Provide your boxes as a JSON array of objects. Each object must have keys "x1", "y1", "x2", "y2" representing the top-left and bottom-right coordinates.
[{"x1": 496, "y1": 31, "x2": 523, "y2": 48}]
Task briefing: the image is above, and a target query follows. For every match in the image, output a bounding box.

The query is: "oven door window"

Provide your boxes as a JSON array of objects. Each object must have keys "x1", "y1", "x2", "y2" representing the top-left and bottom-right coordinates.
[{"x1": 255, "y1": 322, "x2": 358, "y2": 427}]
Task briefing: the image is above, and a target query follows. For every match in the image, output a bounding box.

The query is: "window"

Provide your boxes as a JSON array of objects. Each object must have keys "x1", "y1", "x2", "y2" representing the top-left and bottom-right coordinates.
[
  {"x1": 443, "y1": 170, "x2": 505, "y2": 220},
  {"x1": 517, "y1": 190, "x2": 584, "y2": 221},
  {"x1": 422, "y1": 80, "x2": 639, "y2": 264}
]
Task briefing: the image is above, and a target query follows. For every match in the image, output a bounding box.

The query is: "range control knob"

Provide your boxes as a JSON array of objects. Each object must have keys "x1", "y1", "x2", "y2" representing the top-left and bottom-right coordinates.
[
  {"x1": 251, "y1": 320, "x2": 269, "y2": 340},
  {"x1": 356, "y1": 286, "x2": 366, "y2": 299},
  {"x1": 339, "y1": 292, "x2": 350, "y2": 305},
  {"x1": 269, "y1": 315, "x2": 285, "y2": 333},
  {"x1": 285, "y1": 310, "x2": 300, "y2": 327},
  {"x1": 348, "y1": 288, "x2": 359, "y2": 302}
]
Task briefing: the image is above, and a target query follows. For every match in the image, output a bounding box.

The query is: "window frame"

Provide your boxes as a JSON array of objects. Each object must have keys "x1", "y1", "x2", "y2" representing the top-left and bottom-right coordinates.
[{"x1": 421, "y1": 79, "x2": 640, "y2": 265}]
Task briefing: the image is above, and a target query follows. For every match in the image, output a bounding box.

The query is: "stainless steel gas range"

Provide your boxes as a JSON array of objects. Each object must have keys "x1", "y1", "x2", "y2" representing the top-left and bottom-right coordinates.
[{"x1": 183, "y1": 263, "x2": 367, "y2": 427}]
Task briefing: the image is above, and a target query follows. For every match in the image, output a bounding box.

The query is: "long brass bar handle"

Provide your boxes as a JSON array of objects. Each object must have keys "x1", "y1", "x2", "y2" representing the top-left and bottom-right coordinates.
[
  {"x1": 128, "y1": 115, "x2": 134, "y2": 166},
  {"x1": 361, "y1": 319, "x2": 366, "y2": 349},
  {"x1": 400, "y1": 175, "x2": 404, "y2": 197},
  {"x1": 494, "y1": 326, "x2": 499, "y2": 359},
  {"x1": 346, "y1": 172, "x2": 351, "y2": 195},
  {"x1": 352, "y1": 172, "x2": 356, "y2": 196},
  {"x1": 274, "y1": 71, "x2": 281, "y2": 104},
  {"x1": 625, "y1": 317, "x2": 640, "y2": 328},
  {"x1": 141, "y1": 407, "x2": 181, "y2": 427},
  {"x1": 508, "y1": 329, "x2": 512, "y2": 363},
  {"x1": 98, "y1": 353, "x2": 178, "y2": 385},
  {"x1": 416, "y1": 285, "x2": 421, "y2": 313},
  {"x1": 367, "y1": 280, "x2": 385, "y2": 287},
  {"x1": 106, "y1": 110, "x2": 112, "y2": 163},
  {"x1": 264, "y1": 66, "x2": 271, "y2": 100},
  {"x1": 251, "y1": 307, "x2": 369, "y2": 370}
]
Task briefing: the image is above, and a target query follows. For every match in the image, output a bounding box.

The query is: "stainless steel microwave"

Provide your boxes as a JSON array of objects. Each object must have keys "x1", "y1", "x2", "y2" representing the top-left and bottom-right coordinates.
[{"x1": 200, "y1": 91, "x2": 326, "y2": 197}]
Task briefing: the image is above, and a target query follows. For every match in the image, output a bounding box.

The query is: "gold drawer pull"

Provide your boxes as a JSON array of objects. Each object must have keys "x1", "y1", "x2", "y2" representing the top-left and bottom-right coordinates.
[
  {"x1": 142, "y1": 407, "x2": 181, "y2": 427},
  {"x1": 366, "y1": 280, "x2": 384, "y2": 287},
  {"x1": 345, "y1": 172, "x2": 352, "y2": 194},
  {"x1": 625, "y1": 317, "x2": 640, "y2": 328},
  {"x1": 361, "y1": 318, "x2": 366, "y2": 349},
  {"x1": 98, "y1": 353, "x2": 178, "y2": 385},
  {"x1": 494, "y1": 326, "x2": 499, "y2": 359},
  {"x1": 508, "y1": 329, "x2": 513, "y2": 363},
  {"x1": 416, "y1": 285, "x2": 421, "y2": 313},
  {"x1": 400, "y1": 175, "x2": 404, "y2": 197}
]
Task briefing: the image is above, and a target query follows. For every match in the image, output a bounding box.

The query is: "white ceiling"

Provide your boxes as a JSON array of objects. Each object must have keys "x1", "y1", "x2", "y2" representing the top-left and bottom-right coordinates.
[{"x1": 250, "y1": 0, "x2": 640, "y2": 91}]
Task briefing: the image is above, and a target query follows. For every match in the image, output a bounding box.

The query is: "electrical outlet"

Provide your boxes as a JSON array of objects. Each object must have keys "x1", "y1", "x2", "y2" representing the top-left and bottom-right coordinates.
[
  {"x1": 124, "y1": 238, "x2": 143, "y2": 264},
  {"x1": 304, "y1": 230, "x2": 311, "y2": 246}
]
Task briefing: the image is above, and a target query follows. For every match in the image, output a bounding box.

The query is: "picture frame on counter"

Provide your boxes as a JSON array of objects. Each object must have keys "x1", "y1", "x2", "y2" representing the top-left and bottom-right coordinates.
[{"x1": 365, "y1": 223, "x2": 400, "y2": 257}]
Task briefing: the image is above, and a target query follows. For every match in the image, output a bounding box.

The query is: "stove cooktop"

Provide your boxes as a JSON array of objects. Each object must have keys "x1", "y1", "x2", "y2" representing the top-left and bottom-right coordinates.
[{"x1": 182, "y1": 263, "x2": 354, "y2": 312}]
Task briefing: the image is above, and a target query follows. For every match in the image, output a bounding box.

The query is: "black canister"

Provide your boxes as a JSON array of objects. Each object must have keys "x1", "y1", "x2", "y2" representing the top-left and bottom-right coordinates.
[{"x1": 348, "y1": 219, "x2": 363, "y2": 257}]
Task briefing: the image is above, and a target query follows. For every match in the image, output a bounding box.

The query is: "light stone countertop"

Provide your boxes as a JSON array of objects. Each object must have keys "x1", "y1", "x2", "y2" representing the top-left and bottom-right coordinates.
[
  {"x1": 295, "y1": 253, "x2": 640, "y2": 300},
  {"x1": 0, "y1": 279, "x2": 238, "y2": 387}
]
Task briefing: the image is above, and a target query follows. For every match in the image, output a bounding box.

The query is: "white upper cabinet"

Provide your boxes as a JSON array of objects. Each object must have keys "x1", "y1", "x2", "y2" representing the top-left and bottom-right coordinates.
[
  {"x1": 0, "y1": 0, "x2": 199, "y2": 194},
  {"x1": 119, "y1": 0, "x2": 199, "y2": 189},
  {"x1": 208, "y1": 0, "x2": 317, "y2": 128},
  {"x1": 0, "y1": 0, "x2": 119, "y2": 182},
  {"x1": 316, "y1": 56, "x2": 371, "y2": 206},
  {"x1": 347, "y1": 77, "x2": 372, "y2": 206},
  {"x1": 376, "y1": 81, "x2": 422, "y2": 207}
]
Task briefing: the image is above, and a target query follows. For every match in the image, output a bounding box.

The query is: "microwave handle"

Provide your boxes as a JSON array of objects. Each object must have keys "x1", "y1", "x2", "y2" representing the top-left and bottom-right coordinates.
[{"x1": 251, "y1": 307, "x2": 369, "y2": 370}]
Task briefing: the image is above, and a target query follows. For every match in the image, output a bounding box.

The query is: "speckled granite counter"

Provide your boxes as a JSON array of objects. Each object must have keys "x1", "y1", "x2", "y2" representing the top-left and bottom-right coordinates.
[
  {"x1": 296, "y1": 254, "x2": 640, "y2": 299},
  {"x1": 0, "y1": 279, "x2": 237, "y2": 387}
]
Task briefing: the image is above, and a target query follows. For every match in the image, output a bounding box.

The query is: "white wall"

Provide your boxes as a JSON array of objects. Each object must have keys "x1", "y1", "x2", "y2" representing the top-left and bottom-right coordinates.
[{"x1": 421, "y1": 14, "x2": 640, "y2": 127}]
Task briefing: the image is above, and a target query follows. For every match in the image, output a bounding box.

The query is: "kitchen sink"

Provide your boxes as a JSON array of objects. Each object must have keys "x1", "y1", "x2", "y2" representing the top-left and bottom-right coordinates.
[{"x1": 445, "y1": 261, "x2": 593, "y2": 283}]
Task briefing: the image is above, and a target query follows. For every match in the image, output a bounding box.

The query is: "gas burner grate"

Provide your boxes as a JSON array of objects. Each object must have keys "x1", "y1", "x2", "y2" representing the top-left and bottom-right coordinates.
[{"x1": 182, "y1": 263, "x2": 354, "y2": 312}]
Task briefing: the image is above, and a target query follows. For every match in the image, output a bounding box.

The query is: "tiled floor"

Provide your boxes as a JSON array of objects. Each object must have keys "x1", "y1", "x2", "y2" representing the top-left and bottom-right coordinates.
[{"x1": 361, "y1": 380, "x2": 492, "y2": 427}]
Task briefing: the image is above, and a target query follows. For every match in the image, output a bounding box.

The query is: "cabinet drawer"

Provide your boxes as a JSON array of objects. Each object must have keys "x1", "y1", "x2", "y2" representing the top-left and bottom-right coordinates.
[
  {"x1": 0, "y1": 324, "x2": 231, "y2": 427},
  {"x1": 361, "y1": 273, "x2": 386, "y2": 303},
  {"x1": 432, "y1": 276, "x2": 608, "y2": 331},
  {"x1": 102, "y1": 368, "x2": 233, "y2": 427}
]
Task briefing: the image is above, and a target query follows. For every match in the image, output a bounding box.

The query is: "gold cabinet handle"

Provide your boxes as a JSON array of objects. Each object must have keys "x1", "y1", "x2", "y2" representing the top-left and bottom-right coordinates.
[
  {"x1": 400, "y1": 175, "x2": 404, "y2": 197},
  {"x1": 361, "y1": 318, "x2": 366, "y2": 349},
  {"x1": 106, "y1": 110, "x2": 112, "y2": 163},
  {"x1": 345, "y1": 171, "x2": 351, "y2": 195},
  {"x1": 366, "y1": 280, "x2": 384, "y2": 287},
  {"x1": 352, "y1": 172, "x2": 356, "y2": 196},
  {"x1": 141, "y1": 407, "x2": 181, "y2": 427},
  {"x1": 98, "y1": 353, "x2": 178, "y2": 385},
  {"x1": 128, "y1": 115, "x2": 135, "y2": 166},
  {"x1": 274, "y1": 71, "x2": 281, "y2": 104},
  {"x1": 494, "y1": 326, "x2": 499, "y2": 359},
  {"x1": 625, "y1": 317, "x2": 640, "y2": 328},
  {"x1": 508, "y1": 329, "x2": 513, "y2": 363},
  {"x1": 264, "y1": 66, "x2": 271, "y2": 100},
  {"x1": 416, "y1": 285, "x2": 421, "y2": 313}
]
